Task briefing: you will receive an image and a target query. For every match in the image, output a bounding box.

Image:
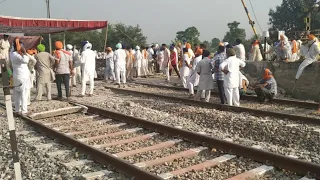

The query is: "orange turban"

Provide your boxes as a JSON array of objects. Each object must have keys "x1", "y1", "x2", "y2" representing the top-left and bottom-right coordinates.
[
  {"x1": 195, "y1": 48, "x2": 203, "y2": 55},
  {"x1": 263, "y1": 68, "x2": 273, "y2": 80},
  {"x1": 27, "y1": 50, "x2": 34, "y2": 55},
  {"x1": 186, "y1": 43, "x2": 191, "y2": 49},
  {"x1": 308, "y1": 34, "x2": 316, "y2": 41},
  {"x1": 55, "y1": 41, "x2": 63, "y2": 50}
]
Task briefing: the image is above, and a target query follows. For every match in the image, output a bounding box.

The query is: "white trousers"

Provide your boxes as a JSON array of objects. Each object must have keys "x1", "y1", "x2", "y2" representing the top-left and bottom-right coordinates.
[
  {"x1": 195, "y1": 90, "x2": 211, "y2": 102},
  {"x1": 115, "y1": 64, "x2": 126, "y2": 84},
  {"x1": 141, "y1": 59, "x2": 148, "y2": 76},
  {"x1": 163, "y1": 67, "x2": 170, "y2": 81},
  {"x1": 225, "y1": 87, "x2": 240, "y2": 106},
  {"x1": 105, "y1": 62, "x2": 115, "y2": 81},
  {"x1": 81, "y1": 76, "x2": 94, "y2": 95},
  {"x1": 14, "y1": 87, "x2": 29, "y2": 113},
  {"x1": 295, "y1": 58, "x2": 315, "y2": 80},
  {"x1": 136, "y1": 66, "x2": 141, "y2": 77},
  {"x1": 290, "y1": 53, "x2": 298, "y2": 62},
  {"x1": 72, "y1": 66, "x2": 82, "y2": 85}
]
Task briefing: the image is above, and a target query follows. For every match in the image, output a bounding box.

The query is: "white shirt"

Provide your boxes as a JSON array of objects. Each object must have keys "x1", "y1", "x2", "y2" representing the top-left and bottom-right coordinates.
[
  {"x1": 114, "y1": 49, "x2": 127, "y2": 67},
  {"x1": 234, "y1": 44, "x2": 246, "y2": 61},
  {"x1": 81, "y1": 49, "x2": 96, "y2": 80},
  {"x1": 10, "y1": 52, "x2": 31, "y2": 89},
  {"x1": 105, "y1": 51, "x2": 114, "y2": 64},
  {"x1": 147, "y1": 48, "x2": 154, "y2": 60},
  {"x1": 188, "y1": 49, "x2": 195, "y2": 58},
  {"x1": 220, "y1": 56, "x2": 246, "y2": 89},
  {"x1": 173, "y1": 47, "x2": 178, "y2": 63},
  {"x1": 0, "y1": 39, "x2": 10, "y2": 60}
]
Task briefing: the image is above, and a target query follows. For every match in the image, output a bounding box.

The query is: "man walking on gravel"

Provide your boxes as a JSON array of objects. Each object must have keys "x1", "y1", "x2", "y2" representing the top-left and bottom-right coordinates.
[
  {"x1": 219, "y1": 48, "x2": 246, "y2": 106},
  {"x1": 80, "y1": 42, "x2": 96, "y2": 97},
  {"x1": 35, "y1": 44, "x2": 57, "y2": 101},
  {"x1": 195, "y1": 50, "x2": 214, "y2": 102}
]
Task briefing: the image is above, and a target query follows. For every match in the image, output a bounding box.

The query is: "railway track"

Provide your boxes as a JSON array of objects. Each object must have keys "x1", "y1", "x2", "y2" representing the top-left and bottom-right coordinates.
[
  {"x1": 131, "y1": 81, "x2": 319, "y2": 109},
  {"x1": 3, "y1": 101, "x2": 319, "y2": 179},
  {"x1": 103, "y1": 83, "x2": 320, "y2": 126}
]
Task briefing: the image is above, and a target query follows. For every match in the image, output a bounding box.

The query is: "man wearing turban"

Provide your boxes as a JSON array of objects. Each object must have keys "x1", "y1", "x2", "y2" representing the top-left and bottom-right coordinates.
[
  {"x1": 295, "y1": 34, "x2": 320, "y2": 82},
  {"x1": 34, "y1": 44, "x2": 57, "y2": 101},
  {"x1": 54, "y1": 41, "x2": 73, "y2": 99},
  {"x1": 80, "y1": 41, "x2": 96, "y2": 96},
  {"x1": 26, "y1": 49, "x2": 37, "y2": 105},
  {"x1": 0, "y1": 34, "x2": 10, "y2": 74},
  {"x1": 113, "y1": 43, "x2": 127, "y2": 86},
  {"x1": 219, "y1": 48, "x2": 246, "y2": 106},
  {"x1": 249, "y1": 40, "x2": 263, "y2": 61},
  {"x1": 275, "y1": 34, "x2": 292, "y2": 62},
  {"x1": 105, "y1": 47, "x2": 115, "y2": 82}
]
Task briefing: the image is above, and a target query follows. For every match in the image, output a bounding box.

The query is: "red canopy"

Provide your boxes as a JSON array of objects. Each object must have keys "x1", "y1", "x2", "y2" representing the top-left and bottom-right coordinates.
[
  {"x1": 0, "y1": 35, "x2": 41, "y2": 50},
  {"x1": 0, "y1": 15, "x2": 108, "y2": 34}
]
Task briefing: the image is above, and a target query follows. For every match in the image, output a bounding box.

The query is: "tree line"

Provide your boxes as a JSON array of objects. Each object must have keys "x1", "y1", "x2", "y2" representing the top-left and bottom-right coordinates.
[{"x1": 38, "y1": 0, "x2": 317, "y2": 52}]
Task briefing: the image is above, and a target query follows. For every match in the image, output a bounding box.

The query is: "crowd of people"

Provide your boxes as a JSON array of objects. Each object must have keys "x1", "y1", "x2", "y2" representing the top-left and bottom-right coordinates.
[
  {"x1": 1, "y1": 32, "x2": 319, "y2": 114},
  {"x1": 101, "y1": 39, "x2": 279, "y2": 107},
  {"x1": 0, "y1": 36, "x2": 97, "y2": 115}
]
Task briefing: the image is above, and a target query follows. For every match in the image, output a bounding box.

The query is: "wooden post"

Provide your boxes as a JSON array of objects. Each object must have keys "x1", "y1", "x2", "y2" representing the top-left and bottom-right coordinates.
[
  {"x1": 103, "y1": 24, "x2": 109, "y2": 52},
  {"x1": 1, "y1": 65, "x2": 22, "y2": 180}
]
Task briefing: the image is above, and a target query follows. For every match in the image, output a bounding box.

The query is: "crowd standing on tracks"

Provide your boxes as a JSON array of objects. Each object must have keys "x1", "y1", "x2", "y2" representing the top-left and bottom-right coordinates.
[{"x1": 2, "y1": 32, "x2": 320, "y2": 113}]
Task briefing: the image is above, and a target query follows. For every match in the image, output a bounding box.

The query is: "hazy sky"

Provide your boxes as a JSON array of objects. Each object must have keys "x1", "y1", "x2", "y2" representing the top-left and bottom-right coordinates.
[{"x1": 0, "y1": 0, "x2": 281, "y2": 43}]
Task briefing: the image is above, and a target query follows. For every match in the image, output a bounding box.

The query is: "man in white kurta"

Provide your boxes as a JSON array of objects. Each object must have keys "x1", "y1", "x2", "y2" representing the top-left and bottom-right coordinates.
[
  {"x1": 181, "y1": 48, "x2": 192, "y2": 88},
  {"x1": 195, "y1": 50, "x2": 214, "y2": 102},
  {"x1": 67, "y1": 44, "x2": 81, "y2": 86},
  {"x1": 295, "y1": 34, "x2": 320, "y2": 81},
  {"x1": 147, "y1": 45, "x2": 155, "y2": 75},
  {"x1": 114, "y1": 43, "x2": 127, "y2": 85},
  {"x1": 0, "y1": 35, "x2": 10, "y2": 74},
  {"x1": 220, "y1": 48, "x2": 246, "y2": 106},
  {"x1": 188, "y1": 51, "x2": 202, "y2": 97},
  {"x1": 11, "y1": 45, "x2": 31, "y2": 114},
  {"x1": 105, "y1": 47, "x2": 115, "y2": 82},
  {"x1": 80, "y1": 42, "x2": 96, "y2": 96},
  {"x1": 234, "y1": 39, "x2": 246, "y2": 61},
  {"x1": 134, "y1": 46, "x2": 142, "y2": 77}
]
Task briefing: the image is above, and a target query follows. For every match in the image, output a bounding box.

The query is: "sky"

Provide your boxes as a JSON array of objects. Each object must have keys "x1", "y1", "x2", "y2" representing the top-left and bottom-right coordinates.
[{"x1": 0, "y1": 0, "x2": 281, "y2": 44}]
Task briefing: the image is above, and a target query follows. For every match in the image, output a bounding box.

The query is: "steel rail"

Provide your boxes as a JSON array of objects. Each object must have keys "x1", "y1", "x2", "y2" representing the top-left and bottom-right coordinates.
[
  {"x1": 105, "y1": 86, "x2": 320, "y2": 126},
  {"x1": 0, "y1": 102, "x2": 162, "y2": 180},
  {"x1": 132, "y1": 82, "x2": 319, "y2": 109},
  {"x1": 67, "y1": 100, "x2": 320, "y2": 178}
]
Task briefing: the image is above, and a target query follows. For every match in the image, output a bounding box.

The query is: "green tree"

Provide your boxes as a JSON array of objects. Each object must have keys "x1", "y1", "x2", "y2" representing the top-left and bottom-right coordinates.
[
  {"x1": 39, "y1": 23, "x2": 147, "y2": 52},
  {"x1": 268, "y1": 0, "x2": 320, "y2": 33},
  {"x1": 223, "y1": 21, "x2": 246, "y2": 44},
  {"x1": 210, "y1": 38, "x2": 220, "y2": 52},
  {"x1": 174, "y1": 26, "x2": 201, "y2": 46},
  {"x1": 202, "y1": 40, "x2": 211, "y2": 49}
]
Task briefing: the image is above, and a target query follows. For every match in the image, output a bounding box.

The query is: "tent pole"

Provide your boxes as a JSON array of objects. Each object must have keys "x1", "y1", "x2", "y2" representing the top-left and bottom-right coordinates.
[
  {"x1": 46, "y1": 0, "x2": 52, "y2": 54},
  {"x1": 103, "y1": 24, "x2": 109, "y2": 52},
  {"x1": 63, "y1": 32, "x2": 66, "y2": 50}
]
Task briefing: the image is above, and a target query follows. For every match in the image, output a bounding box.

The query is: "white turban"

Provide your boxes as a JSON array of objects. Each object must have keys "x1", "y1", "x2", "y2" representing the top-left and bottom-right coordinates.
[
  {"x1": 66, "y1": 44, "x2": 73, "y2": 50},
  {"x1": 83, "y1": 43, "x2": 92, "y2": 50},
  {"x1": 135, "y1": 46, "x2": 140, "y2": 50}
]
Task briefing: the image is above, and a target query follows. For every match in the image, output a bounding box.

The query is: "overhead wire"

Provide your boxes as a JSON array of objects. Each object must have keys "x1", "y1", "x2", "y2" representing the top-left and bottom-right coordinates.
[{"x1": 248, "y1": 0, "x2": 263, "y2": 33}]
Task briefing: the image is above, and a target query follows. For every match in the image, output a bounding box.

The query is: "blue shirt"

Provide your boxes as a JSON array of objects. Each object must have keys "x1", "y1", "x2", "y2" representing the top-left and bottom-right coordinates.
[
  {"x1": 260, "y1": 77, "x2": 277, "y2": 95},
  {"x1": 213, "y1": 52, "x2": 226, "y2": 81}
]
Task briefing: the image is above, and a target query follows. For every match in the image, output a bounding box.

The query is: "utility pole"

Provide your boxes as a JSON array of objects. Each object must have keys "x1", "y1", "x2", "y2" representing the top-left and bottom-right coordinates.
[
  {"x1": 240, "y1": 0, "x2": 265, "y2": 60},
  {"x1": 46, "y1": 0, "x2": 52, "y2": 54}
]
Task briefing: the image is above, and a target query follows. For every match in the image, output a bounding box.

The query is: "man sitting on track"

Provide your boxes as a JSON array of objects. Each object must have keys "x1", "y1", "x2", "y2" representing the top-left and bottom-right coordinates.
[{"x1": 254, "y1": 68, "x2": 277, "y2": 103}]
